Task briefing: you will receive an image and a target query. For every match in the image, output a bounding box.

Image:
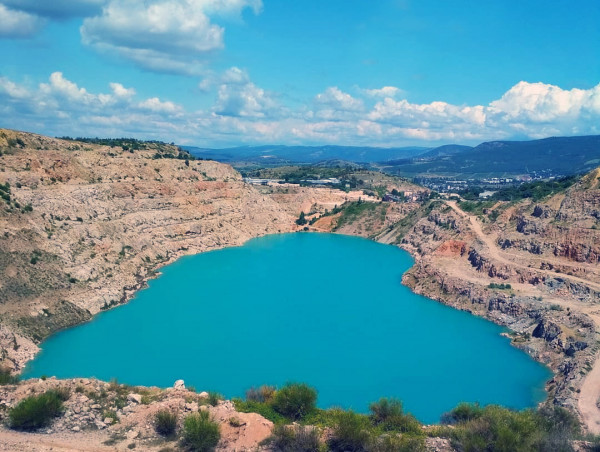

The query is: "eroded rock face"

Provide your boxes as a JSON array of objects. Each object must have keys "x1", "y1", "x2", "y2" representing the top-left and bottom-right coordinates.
[{"x1": 532, "y1": 319, "x2": 562, "y2": 342}]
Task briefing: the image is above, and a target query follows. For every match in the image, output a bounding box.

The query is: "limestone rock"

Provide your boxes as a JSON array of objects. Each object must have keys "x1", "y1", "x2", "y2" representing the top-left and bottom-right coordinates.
[
  {"x1": 127, "y1": 393, "x2": 142, "y2": 404},
  {"x1": 532, "y1": 319, "x2": 562, "y2": 342}
]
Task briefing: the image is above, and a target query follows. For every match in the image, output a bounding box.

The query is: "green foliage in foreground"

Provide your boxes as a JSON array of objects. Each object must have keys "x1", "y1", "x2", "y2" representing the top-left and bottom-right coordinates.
[
  {"x1": 181, "y1": 411, "x2": 220, "y2": 452},
  {"x1": 8, "y1": 389, "x2": 69, "y2": 431},
  {"x1": 237, "y1": 381, "x2": 593, "y2": 452},
  {"x1": 0, "y1": 366, "x2": 18, "y2": 385},
  {"x1": 439, "y1": 403, "x2": 581, "y2": 452},
  {"x1": 267, "y1": 424, "x2": 321, "y2": 452},
  {"x1": 271, "y1": 383, "x2": 318, "y2": 420},
  {"x1": 154, "y1": 409, "x2": 178, "y2": 436}
]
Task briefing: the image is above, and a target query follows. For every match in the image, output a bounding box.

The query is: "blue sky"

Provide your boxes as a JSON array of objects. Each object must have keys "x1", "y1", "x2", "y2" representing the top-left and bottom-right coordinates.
[{"x1": 0, "y1": 0, "x2": 599, "y2": 147}]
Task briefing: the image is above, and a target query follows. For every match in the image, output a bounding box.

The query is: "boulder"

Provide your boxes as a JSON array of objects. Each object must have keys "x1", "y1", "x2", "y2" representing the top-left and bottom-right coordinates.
[
  {"x1": 127, "y1": 393, "x2": 142, "y2": 404},
  {"x1": 532, "y1": 319, "x2": 561, "y2": 342},
  {"x1": 173, "y1": 379, "x2": 185, "y2": 390}
]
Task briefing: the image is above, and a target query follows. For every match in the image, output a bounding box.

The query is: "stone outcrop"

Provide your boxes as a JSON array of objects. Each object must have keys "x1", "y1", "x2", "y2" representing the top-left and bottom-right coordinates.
[{"x1": 0, "y1": 377, "x2": 272, "y2": 451}]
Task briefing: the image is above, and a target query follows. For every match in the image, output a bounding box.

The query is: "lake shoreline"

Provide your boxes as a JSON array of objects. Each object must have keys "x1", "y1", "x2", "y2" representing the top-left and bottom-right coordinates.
[{"x1": 21, "y1": 232, "x2": 551, "y2": 424}]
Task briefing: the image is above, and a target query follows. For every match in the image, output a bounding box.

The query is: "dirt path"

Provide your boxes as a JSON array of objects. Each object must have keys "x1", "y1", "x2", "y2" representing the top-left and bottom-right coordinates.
[
  {"x1": 0, "y1": 429, "x2": 116, "y2": 452},
  {"x1": 445, "y1": 201, "x2": 600, "y2": 292},
  {"x1": 446, "y1": 200, "x2": 600, "y2": 433}
]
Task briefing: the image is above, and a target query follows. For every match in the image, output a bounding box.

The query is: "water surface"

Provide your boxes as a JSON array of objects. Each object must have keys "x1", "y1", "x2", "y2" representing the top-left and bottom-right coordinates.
[{"x1": 24, "y1": 233, "x2": 550, "y2": 423}]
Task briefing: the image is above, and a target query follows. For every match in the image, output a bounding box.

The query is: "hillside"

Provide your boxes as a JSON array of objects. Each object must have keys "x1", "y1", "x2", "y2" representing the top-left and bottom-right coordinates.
[
  {"x1": 320, "y1": 167, "x2": 600, "y2": 431},
  {"x1": 0, "y1": 129, "x2": 367, "y2": 372},
  {"x1": 382, "y1": 135, "x2": 600, "y2": 178}
]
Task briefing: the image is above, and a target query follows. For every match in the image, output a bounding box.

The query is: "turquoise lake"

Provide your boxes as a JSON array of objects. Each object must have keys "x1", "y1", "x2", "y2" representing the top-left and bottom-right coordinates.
[{"x1": 23, "y1": 233, "x2": 550, "y2": 423}]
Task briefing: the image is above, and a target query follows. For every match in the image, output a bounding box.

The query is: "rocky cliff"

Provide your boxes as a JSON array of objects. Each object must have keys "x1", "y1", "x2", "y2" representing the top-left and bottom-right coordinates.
[{"x1": 0, "y1": 130, "x2": 357, "y2": 372}]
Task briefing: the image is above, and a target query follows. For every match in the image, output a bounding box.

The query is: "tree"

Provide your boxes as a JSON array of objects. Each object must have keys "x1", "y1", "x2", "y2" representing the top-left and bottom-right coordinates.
[{"x1": 296, "y1": 212, "x2": 308, "y2": 226}]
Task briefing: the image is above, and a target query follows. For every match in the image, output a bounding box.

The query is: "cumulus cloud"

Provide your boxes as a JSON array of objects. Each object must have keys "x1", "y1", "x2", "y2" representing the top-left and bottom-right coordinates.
[
  {"x1": 138, "y1": 97, "x2": 182, "y2": 114},
  {"x1": 80, "y1": 0, "x2": 262, "y2": 74},
  {"x1": 490, "y1": 81, "x2": 600, "y2": 122},
  {"x1": 0, "y1": 74, "x2": 599, "y2": 146},
  {"x1": 2, "y1": 0, "x2": 107, "y2": 19},
  {"x1": 315, "y1": 87, "x2": 364, "y2": 112},
  {"x1": 0, "y1": 3, "x2": 44, "y2": 38},
  {"x1": 363, "y1": 86, "x2": 403, "y2": 98},
  {"x1": 210, "y1": 67, "x2": 278, "y2": 117}
]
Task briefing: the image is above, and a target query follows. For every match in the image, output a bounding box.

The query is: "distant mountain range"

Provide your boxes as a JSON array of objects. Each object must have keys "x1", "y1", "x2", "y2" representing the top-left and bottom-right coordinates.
[
  {"x1": 184, "y1": 135, "x2": 600, "y2": 178},
  {"x1": 382, "y1": 135, "x2": 600, "y2": 178},
  {"x1": 183, "y1": 144, "x2": 430, "y2": 165}
]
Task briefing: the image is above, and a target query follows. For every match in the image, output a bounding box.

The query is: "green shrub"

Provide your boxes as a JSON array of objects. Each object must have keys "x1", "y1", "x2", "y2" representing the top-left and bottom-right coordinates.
[
  {"x1": 51, "y1": 387, "x2": 71, "y2": 402},
  {"x1": 328, "y1": 410, "x2": 371, "y2": 452},
  {"x1": 8, "y1": 390, "x2": 65, "y2": 430},
  {"x1": 449, "y1": 405, "x2": 541, "y2": 452},
  {"x1": 440, "y1": 402, "x2": 484, "y2": 425},
  {"x1": 272, "y1": 383, "x2": 317, "y2": 420},
  {"x1": 154, "y1": 409, "x2": 178, "y2": 436},
  {"x1": 246, "y1": 385, "x2": 276, "y2": 403},
  {"x1": 369, "y1": 434, "x2": 426, "y2": 452},
  {"x1": 535, "y1": 405, "x2": 580, "y2": 451},
  {"x1": 207, "y1": 392, "x2": 223, "y2": 407},
  {"x1": 181, "y1": 411, "x2": 220, "y2": 452},
  {"x1": 0, "y1": 366, "x2": 18, "y2": 385},
  {"x1": 233, "y1": 398, "x2": 286, "y2": 424},
  {"x1": 269, "y1": 424, "x2": 321, "y2": 452},
  {"x1": 369, "y1": 398, "x2": 422, "y2": 434}
]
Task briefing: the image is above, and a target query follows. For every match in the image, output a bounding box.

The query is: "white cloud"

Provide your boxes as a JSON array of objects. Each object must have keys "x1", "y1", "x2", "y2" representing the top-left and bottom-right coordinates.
[
  {"x1": 138, "y1": 97, "x2": 182, "y2": 114},
  {"x1": 490, "y1": 81, "x2": 600, "y2": 122},
  {"x1": 363, "y1": 86, "x2": 403, "y2": 98},
  {"x1": 0, "y1": 3, "x2": 44, "y2": 38},
  {"x1": 80, "y1": 0, "x2": 262, "y2": 74},
  {"x1": 0, "y1": 74, "x2": 599, "y2": 147},
  {"x1": 0, "y1": 76, "x2": 31, "y2": 98},
  {"x1": 212, "y1": 67, "x2": 277, "y2": 117},
  {"x1": 315, "y1": 87, "x2": 364, "y2": 112},
  {"x1": 109, "y1": 82, "x2": 136, "y2": 99},
  {"x1": 2, "y1": 0, "x2": 107, "y2": 19}
]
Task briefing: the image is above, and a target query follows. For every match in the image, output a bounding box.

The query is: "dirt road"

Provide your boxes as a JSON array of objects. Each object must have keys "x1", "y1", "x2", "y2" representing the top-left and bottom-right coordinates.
[{"x1": 445, "y1": 200, "x2": 600, "y2": 433}]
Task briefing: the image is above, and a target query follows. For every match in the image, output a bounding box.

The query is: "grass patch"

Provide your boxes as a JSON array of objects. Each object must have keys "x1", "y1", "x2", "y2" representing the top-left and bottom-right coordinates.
[
  {"x1": 8, "y1": 390, "x2": 66, "y2": 431},
  {"x1": 334, "y1": 201, "x2": 379, "y2": 229},
  {"x1": 181, "y1": 411, "x2": 220, "y2": 452},
  {"x1": 233, "y1": 398, "x2": 287, "y2": 424},
  {"x1": 154, "y1": 409, "x2": 177, "y2": 436},
  {"x1": 266, "y1": 424, "x2": 321, "y2": 452},
  {"x1": 0, "y1": 366, "x2": 18, "y2": 385}
]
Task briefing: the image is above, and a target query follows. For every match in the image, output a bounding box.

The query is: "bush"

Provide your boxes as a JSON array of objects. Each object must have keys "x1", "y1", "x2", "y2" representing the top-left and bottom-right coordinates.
[
  {"x1": 440, "y1": 402, "x2": 484, "y2": 425},
  {"x1": 449, "y1": 405, "x2": 542, "y2": 452},
  {"x1": 369, "y1": 434, "x2": 426, "y2": 452},
  {"x1": 8, "y1": 390, "x2": 65, "y2": 430},
  {"x1": 207, "y1": 392, "x2": 222, "y2": 407},
  {"x1": 369, "y1": 398, "x2": 422, "y2": 434},
  {"x1": 328, "y1": 410, "x2": 371, "y2": 452},
  {"x1": 0, "y1": 366, "x2": 18, "y2": 385},
  {"x1": 181, "y1": 411, "x2": 220, "y2": 452},
  {"x1": 51, "y1": 387, "x2": 71, "y2": 402},
  {"x1": 536, "y1": 405, "x2": 581, "y2": 451},
  {"x1": 246, "y1": 385, "x2": 276, "y2": 403},
  {"x1": 154, "y1": 409, "x2": 178, "y2": 436},
  {"x1": 269, "y1": 424, "x2": 321, "y2": 452},
  {"x1": 272, "y1": 383, "x2": 317, "y2": 420}
]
